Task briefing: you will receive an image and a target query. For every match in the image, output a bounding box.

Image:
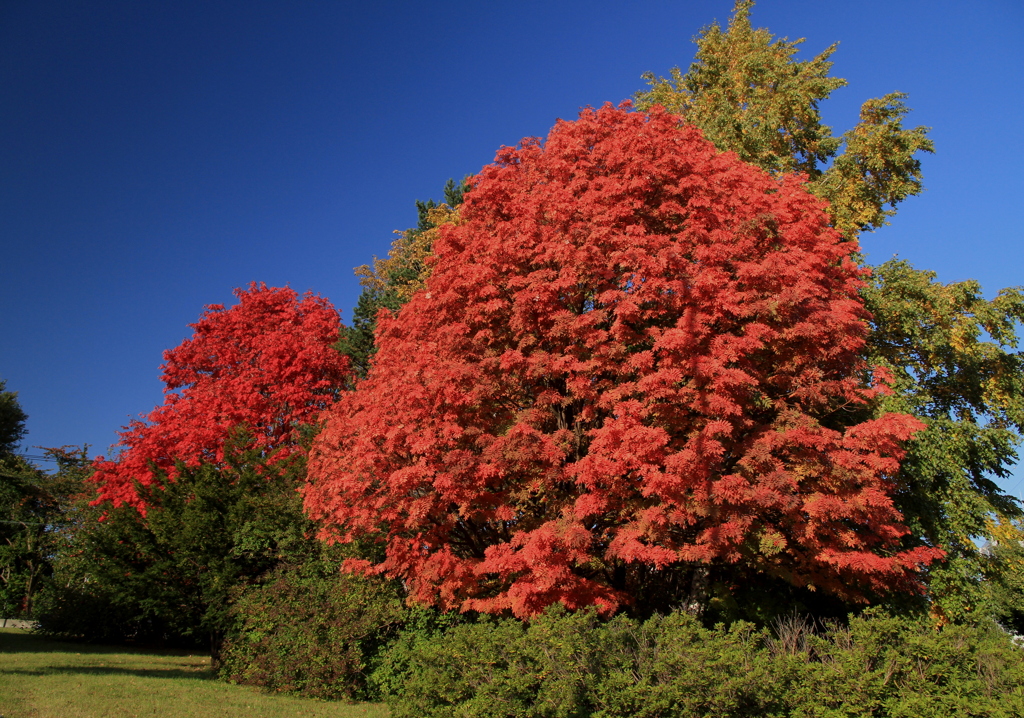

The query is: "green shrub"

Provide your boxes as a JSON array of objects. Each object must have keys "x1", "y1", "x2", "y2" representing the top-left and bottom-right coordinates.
[
  {"x1": 798, "y1": 609, "x2": 1024, "y2": 717},
  {"x1": 220, "y1": 557, "x2": 404, "y2": 701},
  {"x1": 366, "y1": 603, "x2": 472, "y2": 701},
  {"x1": 382, "y1": 607, "x2": 600, "y2": 718},
  {"x1": 383, "y1": 607, "x2": 1024, "y2": 718},
  {"x1": 592, "y1": 613, "x2": 801, "y2": 718}
]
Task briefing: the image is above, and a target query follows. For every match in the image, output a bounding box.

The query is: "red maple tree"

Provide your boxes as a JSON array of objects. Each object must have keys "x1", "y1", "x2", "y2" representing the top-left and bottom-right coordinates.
[
  {"x1": 305, "y1": 103, "x2": 942, "y2": 618},
  {"x1": 93, "y1": 283, "x2": 349, "y2": 508}
]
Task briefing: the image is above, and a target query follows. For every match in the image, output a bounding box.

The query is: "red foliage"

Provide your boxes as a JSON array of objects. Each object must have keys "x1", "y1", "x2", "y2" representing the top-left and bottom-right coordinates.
[
  {"x1": 93, "y1": 283, "x2": 349, "y2": 508},
  {"x1": 305, "y1": 104, "x2": 942, "y2": 618}
]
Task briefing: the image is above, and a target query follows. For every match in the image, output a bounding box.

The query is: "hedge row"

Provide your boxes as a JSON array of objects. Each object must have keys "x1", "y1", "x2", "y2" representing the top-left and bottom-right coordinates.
[
  {"x1": 382, "y1": 608, "x2": 1024, "y2": 717},
  {"x1": 216, "y1": 560, "x2": 1024, "y2": 716}
]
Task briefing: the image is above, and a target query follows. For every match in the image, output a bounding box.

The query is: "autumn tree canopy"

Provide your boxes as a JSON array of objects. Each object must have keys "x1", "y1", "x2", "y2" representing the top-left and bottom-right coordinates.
[
  {"x1": 636, "y1": 0, "x2": 1023, "y2": 622},
  {"x1": 93, "y1": 283, "x2": 349, "y2": 508},
  {"x1": 305, "y1": 103, "x2": 941, "y2": 619}
]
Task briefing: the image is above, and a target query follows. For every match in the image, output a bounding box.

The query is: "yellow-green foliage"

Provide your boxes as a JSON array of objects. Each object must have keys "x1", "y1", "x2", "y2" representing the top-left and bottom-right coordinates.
[
  {"x1": 355, "y1": 204, "x2": 461, "y2": 303},
  {"x1": 986, "y1": 515, "x2": 1024, "y2": 634},
  {"x1": 864, "y1": 261, "x2": 1024, "y2": 622},
  {"x1": 636, "y1": 0, "x2": 932, "y2": 239}
]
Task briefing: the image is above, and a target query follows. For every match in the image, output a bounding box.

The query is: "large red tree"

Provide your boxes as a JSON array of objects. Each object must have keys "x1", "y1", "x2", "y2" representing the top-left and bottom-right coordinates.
[
  {"x1": 94, "y1": 283, "x2": 349, "y2": 508},
  {"x1": 305, "y1": 104, "x2": 941, "y2": 618}
]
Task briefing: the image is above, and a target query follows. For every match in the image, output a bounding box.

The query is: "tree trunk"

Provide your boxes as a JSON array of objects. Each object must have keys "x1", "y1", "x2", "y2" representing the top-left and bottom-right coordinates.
[
  {"x1": 209, "y1": 630, "x2": 225, "y2": 671},
  {"x1": 684, "y1": 564, "x2": 710, "y2": 618}
]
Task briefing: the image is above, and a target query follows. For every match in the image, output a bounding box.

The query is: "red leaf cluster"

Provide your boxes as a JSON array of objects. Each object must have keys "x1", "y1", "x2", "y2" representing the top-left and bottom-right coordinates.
[
  {"x1": 305, "y1": 104, "x2": 941, "y2": 618},
  {"x1": 93, "y1": 283, "x2": 349, "y2": 508}
]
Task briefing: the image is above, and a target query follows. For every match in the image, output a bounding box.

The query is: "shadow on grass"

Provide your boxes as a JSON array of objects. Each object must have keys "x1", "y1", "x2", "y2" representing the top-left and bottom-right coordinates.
[
  {"x1": 0, "y1": 629, "x2": 215, "y2": 681},
  {"x1": 1, "y1": 665, "x2": 213, "y2": 680}
]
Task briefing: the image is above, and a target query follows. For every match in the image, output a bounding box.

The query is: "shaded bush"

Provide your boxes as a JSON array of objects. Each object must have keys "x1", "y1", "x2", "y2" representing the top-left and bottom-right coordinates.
[
  {"x1": 33, "y1": 499, "x2": 199, "y2": 648},
  {"x1": 220, "y1": 556, "x2": 404, "y2": 700}
]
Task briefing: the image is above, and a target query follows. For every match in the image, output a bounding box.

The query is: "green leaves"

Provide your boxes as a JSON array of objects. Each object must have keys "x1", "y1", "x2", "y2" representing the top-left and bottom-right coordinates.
[
  {"x1": 39, "y1": 439, "x2": 316, "y2": 659},
  {"x1": 222, "y1": 555, "x2": 405, "y2": 700},
  {"x1": 863, "y1": 260, "x2": 1024, "y2": 621},
  {"x1": 385, "y1": 606, "x2": 1024, "y2": 718},
  {"x1": 814, "y1": 93, "x2": 934, "y2": 237},
  {"x1": 0, "y1": 378, "x2": 28, "y2": 455}
]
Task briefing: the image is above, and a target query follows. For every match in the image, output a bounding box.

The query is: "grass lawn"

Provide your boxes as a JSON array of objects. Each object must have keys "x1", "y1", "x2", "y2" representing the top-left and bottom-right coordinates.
[{"x1": 0, "y1": 629, "x2": 388, "y2": 718}]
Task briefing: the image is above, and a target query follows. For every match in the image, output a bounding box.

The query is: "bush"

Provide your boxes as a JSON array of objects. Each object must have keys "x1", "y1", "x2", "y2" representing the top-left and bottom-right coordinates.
[
  {"x1": 801, "y1": 609, "x2": 1024, "y2": 717},
  {"x1": 383, "y1": 607, "x2": 1024, "y2": 718},
  {"x1": 220, "y1": 556, "x2": 404, "y2": 701},
  {"x1": 381, "y1": 607, "x2": 600, "y2": 718},
  {"x1": 366, "y1": 603, "x2": 473, "y2": 701}
]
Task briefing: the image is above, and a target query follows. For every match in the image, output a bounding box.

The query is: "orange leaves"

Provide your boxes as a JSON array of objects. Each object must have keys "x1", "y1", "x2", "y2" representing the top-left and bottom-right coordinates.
[
  {"x1": 306, "y1": 104, "x2": 937, "y2": 618},
  {"x1": 92, "y1": 284, "x2": 349, "y2": 509}
]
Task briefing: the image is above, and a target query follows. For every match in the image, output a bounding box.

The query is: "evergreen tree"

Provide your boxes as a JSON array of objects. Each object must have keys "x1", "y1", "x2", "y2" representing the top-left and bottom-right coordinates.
[
  {"x1": 0, "y1": 378, "x2": 27, "y2": 455},
  {"x1": 338, "y1": 177, "x2": 471, "y2": 379}
]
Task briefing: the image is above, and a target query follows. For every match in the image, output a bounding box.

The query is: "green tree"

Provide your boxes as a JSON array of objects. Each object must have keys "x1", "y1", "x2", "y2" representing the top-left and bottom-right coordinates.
[
  {"x1": 985, "y1": 515, "x2": 1024, "y2": 634},
  {"x1": 337, "y1": 177, "x2": 470, "y2": 379},
  {"x1": 41, "y1": 435, "x2": 314, "y2": 664},
  {"x1": 0, "y1": 379, "x2": 61, "y2": 618},
  {"x1": 0, "y1": 378, "x2": 28, "y2": 455},
  {"x1": 636, "y1": 0, "x2": 1021, "y2": 622},
  {"x1": 864, "y1": 264, "x2": 1024, "y2": 621},
  {"x1": 1, "y1": 445, "x2": 90, "y2": 619}
]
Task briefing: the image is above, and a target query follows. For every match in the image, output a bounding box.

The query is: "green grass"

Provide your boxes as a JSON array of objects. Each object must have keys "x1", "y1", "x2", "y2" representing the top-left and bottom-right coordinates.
[{"x1": 0, "y1": 629, "x2": 388, "y2": 717}]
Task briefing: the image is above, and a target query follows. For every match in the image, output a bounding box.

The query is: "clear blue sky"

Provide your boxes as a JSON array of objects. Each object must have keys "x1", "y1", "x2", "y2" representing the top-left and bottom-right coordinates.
[{"x1": 2, "y1": 1, "x2": 1021, "y2": 496}]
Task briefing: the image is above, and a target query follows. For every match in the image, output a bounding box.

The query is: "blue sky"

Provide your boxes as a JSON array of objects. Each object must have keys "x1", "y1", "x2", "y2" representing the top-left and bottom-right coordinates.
[{"x1": 1, "y1": 1, "x2": 1021, "y2": 496}]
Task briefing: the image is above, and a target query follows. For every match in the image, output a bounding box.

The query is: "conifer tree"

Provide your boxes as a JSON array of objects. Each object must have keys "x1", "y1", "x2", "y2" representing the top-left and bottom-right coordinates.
[{"x1": 337, "y1": 178, "x2": 470, "y2": 379}]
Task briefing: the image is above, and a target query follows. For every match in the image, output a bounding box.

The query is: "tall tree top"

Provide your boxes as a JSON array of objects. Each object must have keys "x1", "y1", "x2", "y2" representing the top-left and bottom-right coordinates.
[
  {"x1": 0, "y1": 379, "x2": 28, "y2": 457},
  {"x1": 91, "y1": 284, "x2": 350, "y2": 509},
  {"x1": 637, "y1": 0, "x2": 933, "y2": 238}
]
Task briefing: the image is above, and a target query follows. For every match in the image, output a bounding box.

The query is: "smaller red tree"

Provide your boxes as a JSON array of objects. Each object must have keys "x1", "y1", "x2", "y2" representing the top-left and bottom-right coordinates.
[
  {"x1": 93, "y1": 283, "x2": 349, "y2": 508},
  {"x1": 305, "y1": 103, "x2": 942, "y2": 619}
]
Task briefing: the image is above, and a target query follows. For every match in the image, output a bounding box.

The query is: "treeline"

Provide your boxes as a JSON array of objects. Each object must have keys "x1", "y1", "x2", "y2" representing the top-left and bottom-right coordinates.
[{"x1": 3, "y1": 2, "x2": 1024, "y2": 714}]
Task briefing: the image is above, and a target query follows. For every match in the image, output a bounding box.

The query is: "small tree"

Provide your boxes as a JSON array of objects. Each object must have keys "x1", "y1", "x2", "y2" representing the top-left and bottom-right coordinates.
[
  {"x1": 0, "y1": 446, "x2": 92, "y2": 619},
  {"x1": 306, "y1": 103, "x2": 940, "y2": 619},
  {"x1": 0, "y1": 378, "x2": 28, "y2": 456},
  {"x1": 0, "y1": 380, "x2": 90, "y2": 618},
  {"x1": 92, "y1": 283, "x2": 349, "y2": 508},
  {"x1": 41, "y1": 438, "x2": 317, "y2": 665}
]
